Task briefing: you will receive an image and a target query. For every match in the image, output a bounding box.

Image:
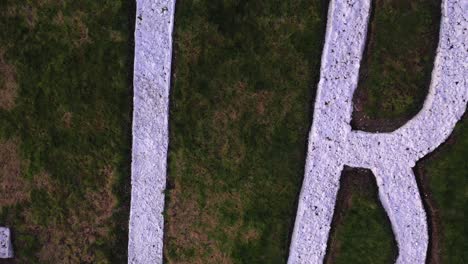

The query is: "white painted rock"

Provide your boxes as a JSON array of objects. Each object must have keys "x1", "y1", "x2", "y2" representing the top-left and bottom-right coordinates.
[
  {"x1": 288, "y1": 0, "x2": 467, "y2": 263},
  {"x1": 128, "y1": 0, "x2": 176, "y2": 263},
  {"x1": 0, "y1": 227, "x2": 13, "y2": 259}
]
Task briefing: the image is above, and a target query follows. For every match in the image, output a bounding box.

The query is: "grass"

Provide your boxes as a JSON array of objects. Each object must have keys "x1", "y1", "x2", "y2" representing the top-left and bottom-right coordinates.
[
  {"x1": 424, "y1": 118, "x2": 468, "y2": 264},
  {"x1": 0, "y1": 0, "x2": 464, "y2": 263},
  {"x1": 332, "y1": 194, "x2": 395, "y2": 264},
  {"x1": 355, "y1": 0, "x2": 440, "y2": 121},
  {"x1": 164, "y1": 0, "x2": 327, "y2": 263},
  {"x1": 0, "y1": 0, "x2": 133, "y2": 263},
  {"x1": 326, "y1": 171, "x2": 396, "y2": 264}
]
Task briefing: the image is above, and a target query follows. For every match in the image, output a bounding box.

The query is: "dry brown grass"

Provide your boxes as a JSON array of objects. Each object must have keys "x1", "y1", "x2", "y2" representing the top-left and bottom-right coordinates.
[
  {"x1": 109, "y1": 30, "x2": 125, "y2": 43},
  {"x1": 165, "y1": 182, "x2": 205, "y2": 263},
  {"x1": 0, "y1": 49, "x2": 18, "y2": 111},
  {"x1": 0, "y1": 139, "x2": 30, "y2": 207},
  {"x1": 52, "y1": 10, "x2": 91, "y2": 47},
  {"x1": 0, "y1": 140, "x2": 117, "y2": 263},
  {"x1": 211, "y1": 81, "x2": 274, "y2": 164},
  {"x1": 52, "y1": 10, "x2": 65, "y2": 26},
  {"x1": 61, "y1": 112, "x2": 73, "y2": 128},
  {"x1": 33, "y1": 171, "x2": 55, "y2": 193},
  {"x1": 22, "y1": 5, "x2": 38, "y2": 29},
  {"x1": 72, "y1": 12, "x2": 92, "y2": 48},
  {"x1": 166, "y1": 173, "x2": 255, "y2": 263},
  {"x1": 18, "y1": 166, "x2": 118, "y2": 264}
]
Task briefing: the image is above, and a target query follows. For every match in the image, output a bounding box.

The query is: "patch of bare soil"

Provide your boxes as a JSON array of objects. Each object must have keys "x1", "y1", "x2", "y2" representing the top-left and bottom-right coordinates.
[
  {"x1": 0, "y1": 139, "x2": 29, "y2": 207},
  {"x1": 0, "y1": 49, "x2": 18, "y2": 111},
  {"x1": 109, "y1": 30, "x2": 125, "y2": 43}
]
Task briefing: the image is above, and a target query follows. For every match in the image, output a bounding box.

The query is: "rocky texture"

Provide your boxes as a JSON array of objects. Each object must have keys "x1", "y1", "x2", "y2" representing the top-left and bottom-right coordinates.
[
  {"x1": 288, "y1": 0, "x2": 467, "y2": 263},
  {"x1": 0, "y1": 227, "x2": 13, "y2": 258},
  {"x1": 128, "y1": 0, "x2": 176, "y2": 263}
]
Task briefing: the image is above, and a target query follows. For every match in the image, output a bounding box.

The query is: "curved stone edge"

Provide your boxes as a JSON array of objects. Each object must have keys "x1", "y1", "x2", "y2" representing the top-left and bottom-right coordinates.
[
  {"x1": 128, "y1": 0, "x2": 176, "y2": 263},
  {"x1": 348, "y1": 0, "x2": 468, "y2": 167}
]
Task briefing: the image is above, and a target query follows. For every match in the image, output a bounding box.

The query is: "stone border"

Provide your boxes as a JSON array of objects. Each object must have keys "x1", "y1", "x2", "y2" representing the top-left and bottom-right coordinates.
[
  {"x1": 128, "y1": 0, "x2": 176, "y2": 263},
  {"x1": 0, "y1": 227, "x2": 13, "y2": 259},
  {"x1": 288, "y1": 0, "x2": 467, "y2": 263}
]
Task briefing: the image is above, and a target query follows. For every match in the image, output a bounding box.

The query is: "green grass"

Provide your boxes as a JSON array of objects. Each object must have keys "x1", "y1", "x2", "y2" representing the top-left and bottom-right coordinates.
[
  {"x1": 327, "y1": 173, "x2": 396, "y2": 264},
  {"x1": 425, "y1": 118, "x2": 468, "y2": 264},
  {"x1": 165, "y1": 0, "x2": 327, "y2": 263},
  {"x1": 332, "y1": 196, "x2": 395, "y2": 264},
  {"x1": 0, "y1": 0, "x2": 133, "y2": 263},
  {"x1": 357, "y1": 0, "x2": 440, "y2": 120}
]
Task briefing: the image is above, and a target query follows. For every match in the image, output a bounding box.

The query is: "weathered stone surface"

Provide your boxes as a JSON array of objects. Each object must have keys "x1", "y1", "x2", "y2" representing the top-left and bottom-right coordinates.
[
  {"x1": 288, "y1": 0, "x2": 467, "y2": 263},
  {"x1": 128, "y1": 0, "x2": 176, "y2": 263},
  {"x1": 0, "y1": 227, "x2": 13, "y2": 259}
]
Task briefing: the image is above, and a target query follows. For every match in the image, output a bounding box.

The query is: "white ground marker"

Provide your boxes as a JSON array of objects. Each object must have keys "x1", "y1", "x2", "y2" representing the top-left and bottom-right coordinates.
[
  {"x1": 0, "y1": 227, "x2": 13, "y2": 259},
  {"x1": 128, "y1": 0, "x2": 176, "y2": 263},
  {"x1": 288, "y1": 0, "x2": 467, "y2": 263}
]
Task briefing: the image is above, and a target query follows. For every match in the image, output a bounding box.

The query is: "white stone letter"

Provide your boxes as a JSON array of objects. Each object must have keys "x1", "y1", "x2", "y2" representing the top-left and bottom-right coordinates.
[{"x1": 288, "y1": 0, "x2": 467, "y2": 263}]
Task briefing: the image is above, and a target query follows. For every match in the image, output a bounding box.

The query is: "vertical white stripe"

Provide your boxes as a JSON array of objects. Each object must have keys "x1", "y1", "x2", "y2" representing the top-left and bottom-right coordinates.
[{"x1": 128, "y1": 0, "x2": 176, "y2": 263}]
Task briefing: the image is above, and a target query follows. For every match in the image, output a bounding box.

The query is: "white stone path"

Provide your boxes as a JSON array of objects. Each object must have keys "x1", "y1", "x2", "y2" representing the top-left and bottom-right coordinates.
[
  {"x1": 128, "y1": 0, "x2": 175, "y2": 263},
  {"x1": 288, "y1": 0, "x2": 467, "y2": 263}
]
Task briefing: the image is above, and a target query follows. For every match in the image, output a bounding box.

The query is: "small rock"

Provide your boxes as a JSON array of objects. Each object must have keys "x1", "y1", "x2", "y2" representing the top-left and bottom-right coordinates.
[{"x1": 0, "y1": 227, "x2": 13, "y2": 258}]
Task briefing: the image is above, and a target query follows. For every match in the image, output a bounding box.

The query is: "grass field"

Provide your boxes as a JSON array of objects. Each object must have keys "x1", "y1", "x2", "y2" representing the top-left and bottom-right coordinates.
[
  {"x1": 0, "y1": 0, "x2": 133, "y2": 263},
  {"x1": 0, "y1": 0, "x2": 465, "y2": 263},
  {"x1": 326, "y1": 169, "x2": 396, "y2": 264},
  {"x1": 353, "y1": 0, "x2": 440, "y2": 126},
  {"x1": 164, "y1": 0, "x2": 327, "y2": 262},
  {"x1": 423, "y1": 118, "x2": 468, "y2": 264}
]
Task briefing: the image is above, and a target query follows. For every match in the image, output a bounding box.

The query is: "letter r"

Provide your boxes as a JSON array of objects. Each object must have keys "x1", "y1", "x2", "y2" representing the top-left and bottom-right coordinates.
[{"x1": 288, "y1": 0, "x2": 467, "y2": 263}]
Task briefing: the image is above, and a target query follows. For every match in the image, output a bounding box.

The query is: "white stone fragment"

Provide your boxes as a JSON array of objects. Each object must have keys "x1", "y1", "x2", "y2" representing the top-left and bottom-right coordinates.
[
  {"x1": 128, "y1": 0, "x2": 176, "y2": 263},
  {"x1": 288, "y1": 0, "x2": 467, "y2": 263},
  {"x1": 0, "y1": 227, "x2": 13, "y2": 259}
]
